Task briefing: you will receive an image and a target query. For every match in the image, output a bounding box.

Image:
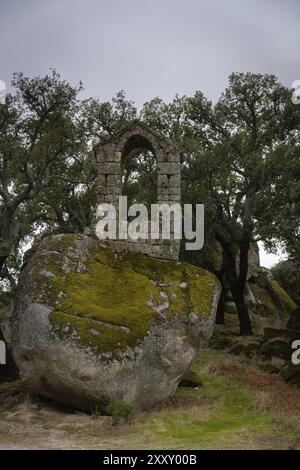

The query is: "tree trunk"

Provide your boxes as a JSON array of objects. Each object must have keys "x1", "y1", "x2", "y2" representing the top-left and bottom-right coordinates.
[
  {"x1": 236, "y1": 238, "x2": 253, "y2": 335},
  {"x1": 231, "y1": 283, "x2": 253, "y2": 335},
  {"x1": 216, "y1": 289, "x2": 225, "y2": 324},
  {"x1": 215, "y1": 246, "x2": 227, "y2": 325},
  {"x1": 216, "y1": 232, "x2": 253, "y2": 336}
]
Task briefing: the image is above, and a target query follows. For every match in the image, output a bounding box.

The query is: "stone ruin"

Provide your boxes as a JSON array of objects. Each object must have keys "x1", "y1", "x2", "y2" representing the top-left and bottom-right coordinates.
[{"x1": 94, "y1": 120, "x2": 182, "y2": 260}]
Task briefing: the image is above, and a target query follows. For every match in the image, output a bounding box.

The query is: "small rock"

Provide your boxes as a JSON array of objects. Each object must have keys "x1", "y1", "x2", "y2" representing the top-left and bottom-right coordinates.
[
  {"x1": 224, "y1": 300, "x2": 238, "y2": 314},
  {"x1": 89, "y1": 329, "x2": 101, "y2": 336},
  {"x1": 188, "y1": 312, "x2": 198, "y2": 324}
]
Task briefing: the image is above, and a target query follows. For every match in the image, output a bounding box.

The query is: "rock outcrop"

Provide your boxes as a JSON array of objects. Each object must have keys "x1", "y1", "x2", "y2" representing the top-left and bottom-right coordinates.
[
  {"x1": 12, "y1": 234, "x2": 221, "y2": 411},
  {"x1": 260, "y1": 306, "x2": 300, "y2": 385},
  {"x1": 249, "y1": 267, "x2": 296, "y2": 324},
  {"x1": 272, "y1": 259, "x2": 300, "y2": 305}
]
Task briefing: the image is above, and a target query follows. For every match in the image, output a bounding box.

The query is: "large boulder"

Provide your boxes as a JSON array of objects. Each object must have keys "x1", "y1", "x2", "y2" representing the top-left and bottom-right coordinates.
[
  {"x1": 259, "y1": 324, "x2": 300, "y2": 385},
  {"x1": 249, "y1": 268, "x2": 296, "y2": 324},
  {"x1": 12, "y1": 234, "x2": 221, "y2": 411},
  {"x1": 272, "y1": 259, "x2": 300, "y2": 305},
  {"x1": 246, "y1": 241, "x2": 260, "y2": 280}
]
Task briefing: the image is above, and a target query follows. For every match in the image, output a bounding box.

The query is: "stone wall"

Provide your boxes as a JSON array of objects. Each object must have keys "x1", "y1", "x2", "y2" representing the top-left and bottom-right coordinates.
[{"x1": 94, "y1": 121, "x2": 182, "y2": 260}]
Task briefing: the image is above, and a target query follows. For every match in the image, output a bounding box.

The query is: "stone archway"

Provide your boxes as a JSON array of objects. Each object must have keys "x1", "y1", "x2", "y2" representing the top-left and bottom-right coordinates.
[
  {"x1": 120, "y1": 133, "x2": 157, "y2": 207},
  {"x1": 95, "y1": 120, "x2": 182, "y2": 260}
]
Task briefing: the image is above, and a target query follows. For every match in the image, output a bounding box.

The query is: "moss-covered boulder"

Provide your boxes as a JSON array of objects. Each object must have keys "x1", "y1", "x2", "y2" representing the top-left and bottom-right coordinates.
[
  {"x1": 250, "y1": 283, "x2": 279, "y2": 318},
  {"x1": 249, "y1": 268, "x2": 296, "y2": 324},
  {"x1": 255, "y1": 268, "x2": 271, "y2": 289},
  {"x1": 272, "y1": 259, "x2": 300, "y2": 305},
  {"x1": 269, "y1": 279, "x2": 297, "y2": 314},
  {"x1": 261, "y1": 327, "x2": 300, "y2": 360},
  {"x1": 12, "y1": 234, "x2": 221, "y2": 411}
]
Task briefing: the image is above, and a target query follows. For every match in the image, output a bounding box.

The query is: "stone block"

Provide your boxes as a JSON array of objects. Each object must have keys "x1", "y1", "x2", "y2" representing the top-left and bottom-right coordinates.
[
  {"x1": 107, "y1": 174, "x2": 121, "y2": 187},
  {"x1": 98, "y1": 162, "x2": 120, "y2": 175},
  {"x1": 97, "y1": 185, "x2": 108, "y2": 195},
  {"x1": 158, "y1": 162, "x2": 180, "y2": 175},
  {"x1": 168, "y1": 175, "x2": 180, "y2": 187},
  {"x1": 167, "y1": 151, "x2": 181, "y2": 162},
  {"x1": 169, "y1": 194, "x2": 181, "y2": 201},
  {"x1": 168, "y1": 187, "x2": 181, "y2": 196},
  {"x1": 156, "y1": 148, "x2": 165, "y2": 162}
]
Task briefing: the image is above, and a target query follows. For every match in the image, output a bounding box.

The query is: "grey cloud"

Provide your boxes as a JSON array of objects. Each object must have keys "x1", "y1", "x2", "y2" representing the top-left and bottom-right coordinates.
[{"x1": 0, "y1": 0, "x2": 299, "y2": 106}]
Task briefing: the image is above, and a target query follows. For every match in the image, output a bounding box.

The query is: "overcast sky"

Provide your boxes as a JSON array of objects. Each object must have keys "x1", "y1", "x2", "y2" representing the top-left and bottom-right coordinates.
[{"x1": 1, "y1": 0, "x2": 298, "y2": 266}]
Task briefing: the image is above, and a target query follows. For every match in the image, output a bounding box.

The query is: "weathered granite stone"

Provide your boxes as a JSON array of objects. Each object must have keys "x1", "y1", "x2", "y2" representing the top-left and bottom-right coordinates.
[{"x1": 12, "y1": 234, "x2": 221, "y2": 411}]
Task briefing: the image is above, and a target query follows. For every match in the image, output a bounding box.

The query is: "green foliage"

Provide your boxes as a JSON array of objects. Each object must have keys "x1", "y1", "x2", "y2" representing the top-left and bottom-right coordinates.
[
  {"x1": 0, "y1": 70, "x2": 86, "y2": 286},
  {"x1": 182, "y1": 73, "x2": 300, "y2": 333},
  {"x1": 91, "y1": 404, "x2": 102, "y2": 419},
  {"x1": 1, "y1": 70, "x2": 298, "y2": 325},
  {"x1": 106, "y1": 400, "x2": 135, "y2": 426}
]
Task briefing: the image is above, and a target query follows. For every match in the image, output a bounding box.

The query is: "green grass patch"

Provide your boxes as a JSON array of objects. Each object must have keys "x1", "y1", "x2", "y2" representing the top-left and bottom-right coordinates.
[{"x1": 127, "y1": 349, "x2": 297, "y2": 449}]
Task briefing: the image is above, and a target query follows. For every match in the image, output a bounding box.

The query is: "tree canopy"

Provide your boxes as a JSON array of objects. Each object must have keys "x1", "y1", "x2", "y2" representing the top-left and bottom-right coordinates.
[{"x1": 0, "y1": 71, "x2": 299, "y2": 334}]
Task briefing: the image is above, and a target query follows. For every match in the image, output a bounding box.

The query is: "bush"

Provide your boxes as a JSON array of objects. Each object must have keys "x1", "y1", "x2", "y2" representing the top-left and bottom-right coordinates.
[
  {"x1": 91, "y1": 404, "x2": 102, "y2": 419},
  {"x1": 106, "y1": 400, "x2": 135, "y2": 426}
]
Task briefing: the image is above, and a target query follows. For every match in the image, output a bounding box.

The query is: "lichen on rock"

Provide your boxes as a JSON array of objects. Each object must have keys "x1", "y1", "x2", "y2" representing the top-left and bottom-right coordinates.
[
  {"x1": 249, "y1": 268, "x2": 296, "y2": 322},
  {"x1": 12, "y1": 234, "x2": 221, "y2": 411}
]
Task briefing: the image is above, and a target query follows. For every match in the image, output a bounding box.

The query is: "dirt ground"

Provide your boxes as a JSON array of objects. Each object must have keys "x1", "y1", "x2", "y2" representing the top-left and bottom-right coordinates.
[{"x1": 1, "y1": 349, "x2": 300, "y2": 450}]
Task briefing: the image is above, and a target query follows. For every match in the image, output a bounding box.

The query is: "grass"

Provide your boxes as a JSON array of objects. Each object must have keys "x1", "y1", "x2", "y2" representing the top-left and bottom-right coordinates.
[
  {"x1": 1, "y1": 349, "x2": 300, "y2": 449},
  {"x1": 133, "y1": 350, "x2": 276, "y2": 449}
]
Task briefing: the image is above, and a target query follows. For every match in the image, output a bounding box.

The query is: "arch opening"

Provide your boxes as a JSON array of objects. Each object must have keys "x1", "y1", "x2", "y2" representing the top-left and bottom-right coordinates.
[{"x1": 121, "y1": 134, "x2": 158, "y2": 209}]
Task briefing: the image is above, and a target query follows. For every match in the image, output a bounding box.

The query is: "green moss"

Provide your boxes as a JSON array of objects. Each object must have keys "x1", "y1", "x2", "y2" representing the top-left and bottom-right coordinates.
[
  {"x1": 50, "y1": 254, "x2": 160, "y2": 355},
  {"x1": 207, "y1": 243, "x2": 223, "y2": 272},
  {"x1": 0, "y1": 380, "x2": 20, "y2": 393},
  {"x1": 250, "y1": 283, "x2": 278, "y2": 316},
  {"x1": 180, "y1": 369, "x2": 203, "y2": 387},
  {"x1": 270, "y1": 280, "x2": 297, "y2": 313},
  {"x1": 36, "y1": 235, "x2": 219, "y2": 357},
  {"x1": 187, "y1": 266, "x2": 219, "y2": 316},
  {"x1": 250, "y1": 272, "x2": 296, "y2": 320}
]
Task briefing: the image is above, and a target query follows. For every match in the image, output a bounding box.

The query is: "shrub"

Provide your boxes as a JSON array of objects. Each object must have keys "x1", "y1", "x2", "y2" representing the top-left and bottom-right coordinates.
[
  {"x1": 106, "y1": 400, "x2": 135, "y2": 426},
  {"x1": 91, "y1": 404, "x2": 102, "y2": 419}
]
